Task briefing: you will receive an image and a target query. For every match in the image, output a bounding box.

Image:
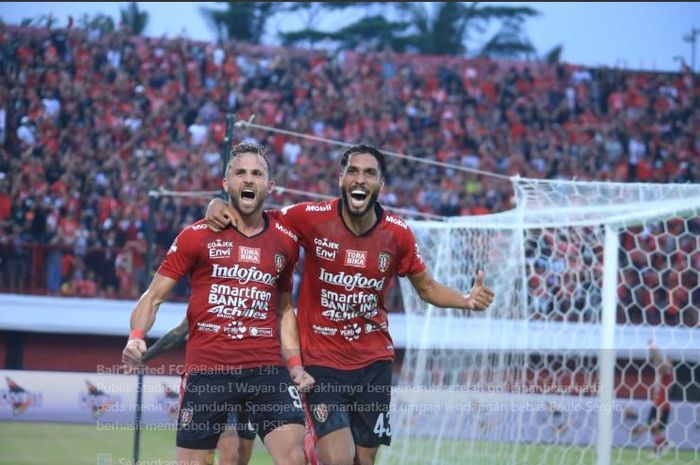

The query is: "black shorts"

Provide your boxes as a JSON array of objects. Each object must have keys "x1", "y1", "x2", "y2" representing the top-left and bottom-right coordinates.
[
  {"x1": 647, "y1": 406, "x2": 670, "y2": 430},
  {"x1": 306, "y1": 360, "x2": 392, "y2": 448},
  {"x1": 225, "y1": 409, "x2": 257, "y2": 440},
  {"x1": 176, "y1": 366, "x2": 305, "y2": 449}
]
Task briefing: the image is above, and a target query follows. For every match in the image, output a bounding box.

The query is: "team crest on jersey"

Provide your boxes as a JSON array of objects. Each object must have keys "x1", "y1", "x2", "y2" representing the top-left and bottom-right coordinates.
[
  {"x1": 313, "y1": 403, "x2": 329, "y2": 423},
  {"x1": 274, "y1": 253, "x2": 286, "y2": 273},
  {"x1": 180, "y1": 407, "x2": 193, "y2": 427},
  {"x1": 378, "y1": 252, "x2": 391, "y2": 272}
]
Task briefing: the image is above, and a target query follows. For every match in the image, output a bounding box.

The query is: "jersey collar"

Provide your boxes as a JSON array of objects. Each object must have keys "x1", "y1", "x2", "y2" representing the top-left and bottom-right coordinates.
[{"x1": 337, "y1": 198, "x2": 385, "y2": 237}]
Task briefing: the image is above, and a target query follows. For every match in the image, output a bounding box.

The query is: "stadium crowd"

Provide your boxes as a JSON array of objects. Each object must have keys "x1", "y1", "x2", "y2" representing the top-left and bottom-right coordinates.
[{"x1": 0, "y1": 24, "x2": 698, "y2": 325}]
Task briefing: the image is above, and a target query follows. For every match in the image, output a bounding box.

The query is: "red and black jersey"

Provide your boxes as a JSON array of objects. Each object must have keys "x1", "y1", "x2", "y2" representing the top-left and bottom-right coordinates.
[
  {"x1": 279, "y1": 199, "x2": 426, "y2": 370},
  {"x1": 158, "y1": 215, "x2": 299, "y2": 373}
]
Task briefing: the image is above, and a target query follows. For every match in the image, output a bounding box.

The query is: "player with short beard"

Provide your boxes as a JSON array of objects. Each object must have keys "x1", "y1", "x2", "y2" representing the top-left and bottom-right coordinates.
[
  {"x1": 206, "y1": 144, "x2": 495, "y2": 465},
  {"x1": 123, "y1": 143, "x2": 313, "y2": 465}
]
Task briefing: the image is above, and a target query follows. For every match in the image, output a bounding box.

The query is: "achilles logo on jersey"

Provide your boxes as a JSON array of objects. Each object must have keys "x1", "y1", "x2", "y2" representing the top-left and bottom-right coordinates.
[
  {"x1": 340, "y1": 323, "x2": 362, "y2": 341},
  {"x1": 314, "y1": 237, "x2": 339, "y2": 261},
  {"x1": 378, "y1": 252, "x2": 391, "y2": 273},
  {"x1": 319, "y1": 268, "x2": 385, "y2": 291},
  {"x1": 208, "y1": 239, "x2": 233, "y2": 259},
  {"x1": 305, "y1": 204, "x2": 332, "y2": 212},
  {"x1": 385, "y1": 215, "x2": 407, "y2": 229},
  {"x1": 196, "y1": 322, "x2": 221, "y2": 333},
  {"x1": 312, "y1": 325, "x2": 338, "y2": 336},
  {"x1": 344, "y1": 250, "x2": 367, "y2": 268},
  {"x1": 224, "y1": 321, "x2": 247, "y2": 339},
  {"x1": 249, "y1": 327, "x2": 273, "y2": 337},
  {"x1": 208, "y1": 305, "x2": 268, "y2": 320},
  {"x1": 211, "y1": 264, "x2": 278, "y2": 286},
  {"x1": 275, "y1": 222, "x2": 298, "y2": 242},
  {"x1": 238, "y1": 246, "x2": 261, "y2": 264}
]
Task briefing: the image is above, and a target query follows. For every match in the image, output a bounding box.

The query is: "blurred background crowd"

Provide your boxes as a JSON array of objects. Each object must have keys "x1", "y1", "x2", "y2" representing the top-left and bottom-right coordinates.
[{"x1": 0, "y1": 22, "x2": 698, "y2": 325}]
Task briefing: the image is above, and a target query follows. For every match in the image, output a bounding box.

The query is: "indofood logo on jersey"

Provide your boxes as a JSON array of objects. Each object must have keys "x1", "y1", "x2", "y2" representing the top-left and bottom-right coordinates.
[
  {"x1": 319, "y1": 268, "x2": 385, "y2": 291},
  {"x1": 211, "y1": 264, "x2": 278, "y2": 285},
  {"x1": 0, "y1": 377, "x2": 42, "y2": 416},
  {"x1": 80, "y1": 380, "x2": 121, "y2": 419},
  {"x1": 208, "y1": 239, "x2": 233, "y2": 259}
]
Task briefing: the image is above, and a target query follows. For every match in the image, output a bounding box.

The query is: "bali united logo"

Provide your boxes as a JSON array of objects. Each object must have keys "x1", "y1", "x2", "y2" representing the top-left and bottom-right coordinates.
[
  {"x1": 0, "y1": 377, "x2": 42, "y2": 416},
  {"x1": 79, "y1": 380, "x2": 121, "y2": 419},
  {"x1": 179, "y1": 407, "x2": 193, "y2": 427},
  {"x1": 378, "y1": 252, "x2": 391, "y2": 273},
  {"x1": 158, "y1": 384, "x2": 180, "y2": 420},
  {"x1": 274, "y1": 253, "x2": 286, "y2": 273},
  {"x1": 313, "y1": 403, "x2": 329, "y2": 423}
]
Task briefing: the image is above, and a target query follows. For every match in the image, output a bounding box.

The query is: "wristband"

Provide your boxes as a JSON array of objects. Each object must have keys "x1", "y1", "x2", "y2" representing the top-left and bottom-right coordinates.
[
  {"x1": 129, "y1": 329, "x2": 146, "y2": 340},
  {"x1": 286, "y1": 355, "x2": 303, "y2": 371}
]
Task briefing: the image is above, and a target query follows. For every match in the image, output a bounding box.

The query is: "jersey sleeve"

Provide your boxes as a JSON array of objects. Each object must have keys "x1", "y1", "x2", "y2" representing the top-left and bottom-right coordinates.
[
  {"x1": 277, "y1": 203, "x2": 305, "y2": 236},
  {"x1": 396, "y1": 225, "x2": 427, "y2": 277},
  {"x1": 277, "y1": 238, "x2": 299, "y2": 293},
  {"x1": 157, "y1": 227, "x2": 200, "y2": 281}
]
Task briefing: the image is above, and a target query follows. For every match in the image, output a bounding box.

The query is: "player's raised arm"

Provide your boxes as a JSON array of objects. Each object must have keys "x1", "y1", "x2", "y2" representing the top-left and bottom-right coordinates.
[
  {"x1": 408, "y1": 269, "x2": 495, "y2": 311},
  {"x1": 121, "y1": 273, "x2": 178, "y2": 367},
  {"x1": 278, "y1": 291, "x2": 315, "y2": 392},
  {"x1": 142, "y1": 317, "x2": 189, "y2": 363}
]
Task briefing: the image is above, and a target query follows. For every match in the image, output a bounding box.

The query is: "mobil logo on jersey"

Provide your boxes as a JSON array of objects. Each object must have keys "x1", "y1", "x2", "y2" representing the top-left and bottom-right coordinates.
[
  {"x1": 208, "y1": 239, "x2": 233, "y2": 259},
  {"x1": 345, "y1": 250, "x2": 367, "y2": 268},
  {"x1": 315, "y1": 237, "x2": 339, "y2": 261}
]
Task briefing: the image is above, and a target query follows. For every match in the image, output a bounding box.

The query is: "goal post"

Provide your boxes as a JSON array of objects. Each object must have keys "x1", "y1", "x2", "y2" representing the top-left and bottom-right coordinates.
[{"x1": 379, "y1": 178, "x2": 700, "y2": 465}]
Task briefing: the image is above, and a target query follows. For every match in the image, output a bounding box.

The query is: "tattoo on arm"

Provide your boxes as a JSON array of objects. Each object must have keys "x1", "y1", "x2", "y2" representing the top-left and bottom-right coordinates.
[{"x1": 142, "y1": 321, "x2": 188, "y2": 363}]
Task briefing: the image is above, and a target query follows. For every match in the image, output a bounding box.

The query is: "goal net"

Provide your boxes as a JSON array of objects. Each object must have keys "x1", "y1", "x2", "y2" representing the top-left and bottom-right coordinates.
[{"x1": 379, "y1": 178, "x2": 700, "y2": 465}]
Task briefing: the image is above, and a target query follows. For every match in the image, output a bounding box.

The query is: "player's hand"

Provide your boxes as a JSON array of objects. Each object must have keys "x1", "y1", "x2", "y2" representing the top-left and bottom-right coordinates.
[
  {"x1": 205, "y1": 198, "x2": 236, "y2": 232},
  {"x1": 290, "y1": 366, "x2": 315, "y2": 392},
  {"x1": 465, "y1": 270, "x2": 495, "y2": 311},
  {"x1": 122, "y1": 338, "x2": 147, "y2": 368}
]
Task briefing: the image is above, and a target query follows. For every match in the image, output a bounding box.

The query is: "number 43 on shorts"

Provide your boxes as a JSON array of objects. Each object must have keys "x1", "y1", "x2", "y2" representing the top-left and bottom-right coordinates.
[{"x1": 374, "y1": 412, "x2": 392, "y2": 437}]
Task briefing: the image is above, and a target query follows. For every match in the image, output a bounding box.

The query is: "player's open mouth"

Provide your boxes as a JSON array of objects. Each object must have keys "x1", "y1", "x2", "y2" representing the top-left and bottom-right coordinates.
[
  {"x1": 349, "y1": 188, "x2": 368, "y2": 208},
  {"x1": 241, "y1": 189, "x2": 256, "y2": 201}
]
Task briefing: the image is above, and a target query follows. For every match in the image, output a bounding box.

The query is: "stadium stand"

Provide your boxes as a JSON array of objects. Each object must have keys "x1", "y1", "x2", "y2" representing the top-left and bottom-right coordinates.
[{"x1": 0, "y1": 24, "x2": 698, "y2": 330}]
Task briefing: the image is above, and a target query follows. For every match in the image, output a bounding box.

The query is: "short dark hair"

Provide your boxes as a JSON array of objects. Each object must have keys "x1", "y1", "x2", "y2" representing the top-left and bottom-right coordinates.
[
  {"x1": 340, "y1": 144, "x2": 387, "y2": 178},
  {"x1": 226, "y1": 143, "x2": 272, "y2": 177}
]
